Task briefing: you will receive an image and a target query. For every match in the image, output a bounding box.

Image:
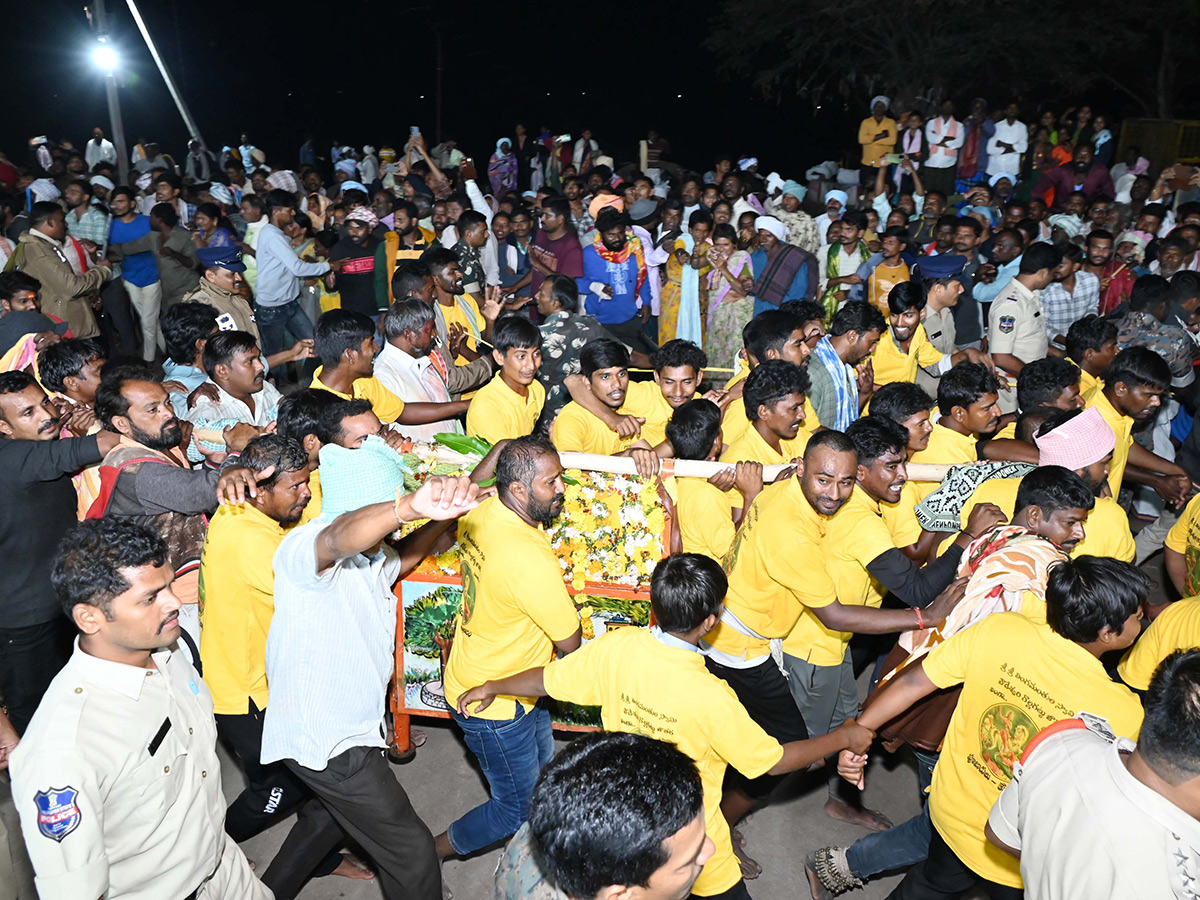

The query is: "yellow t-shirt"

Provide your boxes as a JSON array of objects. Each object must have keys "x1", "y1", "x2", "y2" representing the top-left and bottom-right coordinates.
[
  {"x1": 1165, "y1": 492, "x2": 1200, "y2": 597},
  {"x1": 623, "y1": 380, "x2": 692, "y2": 447},
  {"x1": 197, "y1": 503, "x2": 287, "y2": 715},
  {"x1": 784, "y1": 486, "x2": 895, "y2": 665},
  {"x1": 922, "y1": 612, "x2": 1144, "y2": 888},
  {"x1": 311, "y1": 366, "x2": 406, "y2": 424},
  {"x1": 1077, "y1": 367, "x2": 1101, "y2": 395},
  {"x1": 721, "y1": 362, "x2": 817, "y2": 446},
  {"x1": 295, "y1": 469, "x2": 322, "y2": 526},
  {"x1": 543, "y1": 627, "x2": 783, "y2": 896},
  {"x1": 947, "y1": 477, "x2": 1134, "y2": 562},
  {"x1": 437, "y1": 294, "x2": 486, "y2": 366},
  {"x1": 871, "y1": 324, "x2": 944, "y2": 388},
  {"x1": 909, "y1": 421, "x2": 979, "y2": 499},
  {"x1": 881, "y1": 480, "x2": 924, "y2": 547},
  {"x1": 1083, "y1": 384, "x2": 1133, "y2": 498},
  {"x1": 550, "y1": 400, "x2": 628, "y2": 455},
  {"x1": 866, "y1": 261, "x2": 911, "y2": 317},
  {"x1": 675, "y1": 477, "x2": 737, "y2": 561},
  {"x1": 719, "y1": 424, "x2": 810, "y2": 508},
  {"x1": 708, "y1": 478, "x2": 838, "y2": 660},
  {"x1": 991, "y1": 421, "x2": 1018, "y2": 440},
  {"x1": 443, "y1": 496, "x2": 580, "y2": 720},
  {"x1": 1118, "y1": 596, "x2": 1200, "y2": 691},
  {"x1": 465, "y1": 373, "x2": 546, "y2": 444}
]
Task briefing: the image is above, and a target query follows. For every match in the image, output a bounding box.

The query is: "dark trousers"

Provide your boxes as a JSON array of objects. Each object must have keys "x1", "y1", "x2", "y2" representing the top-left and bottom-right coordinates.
[
  {"x1": 887, "y1": 827, "x2": 1023, "y2": 900},
  {"x1": 216, "y1": 703, "x2": 343, "y2": 900},
  {"x1": 603, "y1": 313, "x2": 660, "y2": 355},
  {"x1": 705, "y1": 657, "x2": 808, "y2": 799},
  {"x1": 285, "y1": 745, "x2": 441, "y2": 900},
  {"x1": 97, "y1": 277, "x2": 140, "y2": 358},
  {"x1": 0, "y1": 617, "x2": 74, "y2": 734}
]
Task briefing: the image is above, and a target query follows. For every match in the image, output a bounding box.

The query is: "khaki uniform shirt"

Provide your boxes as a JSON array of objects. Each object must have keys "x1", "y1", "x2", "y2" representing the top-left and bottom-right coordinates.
[
  {"x1": 182, "y1": 279, "x2": 262, "y2": 343},
  {"x1": 987, "y1": 278, "x2": 1048, "y2": 368},
  {"x1": 9, "y1": 642, "x2": 270, "y2": 900},
  {"x1": 923, "y1": 305, "x2": 957, "y2": 355}
]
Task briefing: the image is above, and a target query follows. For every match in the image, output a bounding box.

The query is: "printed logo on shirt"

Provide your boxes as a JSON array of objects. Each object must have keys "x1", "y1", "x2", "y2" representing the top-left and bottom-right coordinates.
[
  {"x1": 340, "y1": 257, "x2": 376, "y2": 275},
  {"x1": 215, "y1": 312, "x2": 238, "y2": 331},
  {"x1": 998, "y1": 315, "x2": 1015, "y2": 334},
  {"x1": 34, "y1": 787, "x2": 82, "y2": 842},
  {"x1": 978, "y1": 703, "x2": 1037, "y2": 781}
]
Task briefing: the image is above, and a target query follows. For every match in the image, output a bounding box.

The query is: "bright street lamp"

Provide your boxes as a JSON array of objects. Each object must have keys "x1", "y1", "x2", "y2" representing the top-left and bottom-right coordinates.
[{"x1": 91, "y1": 42, "x2": 119, "y2": 73}]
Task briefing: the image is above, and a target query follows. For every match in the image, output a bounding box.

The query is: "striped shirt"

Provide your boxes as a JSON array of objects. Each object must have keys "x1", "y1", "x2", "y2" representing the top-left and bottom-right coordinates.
[{"x1": 1041, "y1": 271, "x2": 1100, "y2": 343}]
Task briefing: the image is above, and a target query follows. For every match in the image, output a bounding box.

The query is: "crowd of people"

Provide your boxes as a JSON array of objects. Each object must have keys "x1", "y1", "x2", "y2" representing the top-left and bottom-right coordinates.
[{"x1": 0, "y1": 97, "x2": 1199, "y2": 900}]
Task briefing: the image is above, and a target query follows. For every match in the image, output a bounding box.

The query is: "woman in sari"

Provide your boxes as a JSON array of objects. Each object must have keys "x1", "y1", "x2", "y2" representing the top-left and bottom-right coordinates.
[
  {"x1": 191, "y1": 202, "x2": 237, "y2": 249},
  {"x1": 705, "y1": 223, "x2": 754, "y2": 369},
  {"x1": 487, "y1": 139, "x2": 518, "y2": 197},
  {"x1": 659, "y1": 210, "x2": 714, "y2": 344}
]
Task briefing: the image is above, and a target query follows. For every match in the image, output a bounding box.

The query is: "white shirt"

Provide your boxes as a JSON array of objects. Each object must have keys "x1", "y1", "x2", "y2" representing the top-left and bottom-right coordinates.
[
  {"x1": 262, "y1": 522, "x2": 403, "y2": 770},
  {"x1": 924, "y1": 116, "x2": 965, "y2": 168},
  {"x1": 10, "y1": 642, "x2": 264, "y2": 900},
  {"x1": 185, "y1": 379, "x2": 282, "y2": 428},
  {"x1": 373, "y1": 341, "x2": 462, "y2": 442},
  {"x1": 989, "y1": 719, "x2": 1200, "y2": 900},
  {"x1": 84, "y1": 138, "x2": 117, "y2": 169},
  {"x1": 987, "y1": 119, "x2": 1028, "y2": 175}
]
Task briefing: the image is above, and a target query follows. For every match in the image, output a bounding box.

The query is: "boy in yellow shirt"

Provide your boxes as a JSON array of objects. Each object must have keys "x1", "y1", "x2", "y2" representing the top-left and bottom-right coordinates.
[
  {"x1": 310, "y1": 308, "x2": 469, "y2": 427},
  {"x1": 868, "y1": 382, "x2": 936, "y2": 555},
  {"x1": 1118, "y1": 595, "x2": 1200, "y2": 690},
  {"x1": 909, "y1": 361, "x2": 1008, "y2": 495},
  {"x1": 665, "y1": 398, "x2": 763, "y2": 559},
  {"x1": 465, "y1": 316, "x2": 546, "y2": 443},
  {"x1": 837, "y1": 556, "x2": 1146, "y2": 897},
  {"x1": 871, "y1": 281, "x2": 991, "y2": 388},
  {"x1": 456, "y1": 553, "x2": 874, "y2": 896},
  {"x1": 1064, "y1": 313, "x2": 1118, "y2": 397}
]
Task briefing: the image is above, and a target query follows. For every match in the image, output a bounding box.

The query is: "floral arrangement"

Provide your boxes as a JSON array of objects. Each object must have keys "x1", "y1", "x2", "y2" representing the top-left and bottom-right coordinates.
[{"x1": 407, "y1": 468, "x2": 667, "y2": 591}]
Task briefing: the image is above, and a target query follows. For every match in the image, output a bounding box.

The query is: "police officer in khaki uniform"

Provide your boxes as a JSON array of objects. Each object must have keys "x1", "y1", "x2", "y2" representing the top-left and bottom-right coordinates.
[
  {"x1": 10, "y1": 518, "x2": 271, "y2": 900},
  {"x1": 184, "y1": 247, "x2": 262, "y2": 341},
  {"x1": 915, "y1": 255, "x2": 968, "y2": 395},
  {"x1": 986, "y1": 242, "x2": 1060, "y2": 414}
]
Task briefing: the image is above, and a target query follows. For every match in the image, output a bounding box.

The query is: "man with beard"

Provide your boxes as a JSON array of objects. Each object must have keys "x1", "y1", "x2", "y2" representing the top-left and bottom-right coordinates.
[
  {"x1": 92, "y1": 371, "x2": 262, "y2": 645},
  {"x1": 439, "y1": 437, "x2": 582, "y2": 862},
  {"x1": 62, "y1": 179, "x2": 108, "y2": 248},
  {"x1": 870, "y1": 281, "x2": 994, "y2": 389},
  {"x1": 789, "y1": 418, "x2": 1000, "y2": 838},
  {"x1": 186, "y1": 330, "x2": 282, "y2": 428},
  {"x1": 808, "y1": 302, "x2": 885, "y2": 429},
  {"x1": 11, "y1": 518, "x2": 272, "y2": 900},
  {"x1": 327, "y1": 206, "x2": 382, "y2": 316},
  {"x1": 529, "y1": 198, "x2": 583, "y2": 298},
  {"x1": 563, "y1": 175, "x2": 593, "y2": 239},
  {"x1": 1152, "y1": 235, "x2": 1189, "y2": 281},
  {"x1": 198, "y1": 435, "x2": 374, "y2": 897},
  {"x1": 1032, "y1": 142, "x2": 1116, "y2": 212},
  {"x1": 1080, "y1": 227, "x2": 1114, "y2": 284},
  {"x1": 373, "y1": 298, "x2": 470, "y2": 441},
  {"x1": 375, "y1": 199, "x2": 437, "y2": 307},
  {"x1": 947, "y1": 217, "x2": 986, "y2": 349},
  {"x1": 0, "y1": 371, "x2": 121, "y2": 732},
  {"x1": 577, "y1": 208, "x2": 657, "y2": 355},
  {"x1": 419, "y1": 248, "x2": 498, "y2": 368}
]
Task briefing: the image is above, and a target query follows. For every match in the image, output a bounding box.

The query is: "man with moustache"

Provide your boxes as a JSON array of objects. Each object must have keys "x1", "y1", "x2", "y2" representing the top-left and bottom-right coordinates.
[
  {"x1": 1032, "y1": 142, "x2": 1116, "y2": 212},
  {"x1": 0, "y1": 371, "x2": 122, "y2": 733},
  {"x1": 10, "y1": 518, "x2": 272, "y2": 900},
  {"x1": 93, "y1": 371, "x2": 262, "y2": 645},
  {"x1": 186, "y1": 331, "x2": 282, "y2": 428}
]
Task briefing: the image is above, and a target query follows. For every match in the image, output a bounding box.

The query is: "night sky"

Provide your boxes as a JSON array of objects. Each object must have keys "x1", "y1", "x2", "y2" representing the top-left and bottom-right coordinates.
[{"x1": 4, "y1": 0, "x2": 861, "y2": 179}]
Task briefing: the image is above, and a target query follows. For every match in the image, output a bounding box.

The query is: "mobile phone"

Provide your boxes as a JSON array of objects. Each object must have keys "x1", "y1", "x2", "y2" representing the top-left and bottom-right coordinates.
[
  {"x1": 557, "y1": 134, "x2": 571, "y2": 144},
  {"x1": 410, "y1": 126, "x2": 420, "y2": 137},
  {"x1": 885, "y1": 153, "x2": 904, "y2": 165}
]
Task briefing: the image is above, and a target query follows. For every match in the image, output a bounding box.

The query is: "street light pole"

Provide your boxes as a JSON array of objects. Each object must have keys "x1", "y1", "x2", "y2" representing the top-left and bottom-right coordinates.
[
  {"x1": 90, "y1": 0, "x2": 129, "y2": 186},
  {"x1": 124, "y1": 0, "x2": 208, "y2": 153}
]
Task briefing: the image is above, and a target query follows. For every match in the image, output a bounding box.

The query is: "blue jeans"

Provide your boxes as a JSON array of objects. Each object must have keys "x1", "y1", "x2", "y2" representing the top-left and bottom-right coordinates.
[
  {"x1": 845, "y1": 749, "x2": 939, "y2": 879},
  {"x1": 448, "y1": 703, "x2": 554, "y2": 855},
  {"x1": 256, "y1": 299, "x2": 315, "y2": 380}
]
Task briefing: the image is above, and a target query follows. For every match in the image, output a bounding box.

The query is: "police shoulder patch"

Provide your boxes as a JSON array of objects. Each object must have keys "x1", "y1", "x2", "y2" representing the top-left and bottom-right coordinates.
[
  {"x1": 34, "y1": 787, "x2": 82, "y2": 842},
  {"x1": 998, "y1": 315, "x2": 1015, "y2": 334}
]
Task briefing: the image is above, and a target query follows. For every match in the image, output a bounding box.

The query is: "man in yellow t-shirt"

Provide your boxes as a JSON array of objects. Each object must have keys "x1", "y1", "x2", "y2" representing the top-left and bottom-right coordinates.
[
  {"x1": 720, "y1": 359, "x2": 812, "y2": 471},
  {"x1": 455, "y1": 554, "x2": 874, "y2": 896},
  {"x1": 1083, "y1": 346, "x2": 1190, "y2": 505},
  {"x1": 311, "y1": 308, "x2": 469, "y2": 428},
  {"x1": 909, "y1": 361, "x2": 1003, "y2": 498},
  {"x1": 839, "y1": 555, "x2": 1146, "y2": 896},
  {"x1": 871, "y1": 281, "x2": 995, "y2": 388},
  {"x1": 722, "y1": 305, "x2": 823, "y2": 448},
  {"x1": 1118, "y1": 595, "x2": 1200, "y2": 690},
  {"x1": 785, "y1": 417, "x2": 1003, "y2": 830},
  {"x1": 465, "y1": 316, "x2": 546, "y2": 443},
  {"x1": 868, "y1": 382, "x2": 937, "y2": 552},
  {"x1": 951, "y1": 406, "x2": 1135, "y2": 562},
  {"x1": 199, "y1": 435, "x2": 364, "y2": 888},
  {"x1": 1165, "y1": 492, "x2": 1200, "y2": 598},
  {"x1": 440, "y1": 437, "x2": 582, "y2": 860}
]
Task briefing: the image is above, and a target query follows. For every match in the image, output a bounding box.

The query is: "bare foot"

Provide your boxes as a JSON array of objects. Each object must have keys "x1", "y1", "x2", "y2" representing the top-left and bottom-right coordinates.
[
  {"x1": 333, "y1": 854, "x2": 375, "y2": 880},
  {"x1": 805, "y1": 859, "x2": 835, "y2": 900},
  {"x1": 731, "y1": 830, "x2": 761, "y2": 879},
  {"x1": 823, "y1": 796, "x2": 893, "y2": 832},
  {"x1": 412, "y1": 728, "x2": 428, "y2": 748}
]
